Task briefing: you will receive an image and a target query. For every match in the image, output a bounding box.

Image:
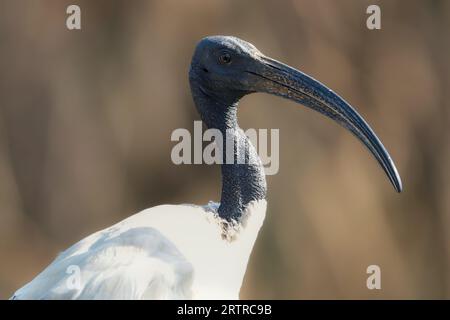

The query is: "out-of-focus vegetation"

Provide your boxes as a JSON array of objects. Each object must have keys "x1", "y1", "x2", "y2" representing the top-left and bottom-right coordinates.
[{"x1": 0, "y1": 0, "x2": 449, "y2": 299}]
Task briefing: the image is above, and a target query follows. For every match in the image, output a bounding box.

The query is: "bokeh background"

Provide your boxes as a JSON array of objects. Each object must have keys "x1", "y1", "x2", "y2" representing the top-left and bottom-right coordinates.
[{"x1": 0, "y1": 0, "x2": 449, "y2": 299}]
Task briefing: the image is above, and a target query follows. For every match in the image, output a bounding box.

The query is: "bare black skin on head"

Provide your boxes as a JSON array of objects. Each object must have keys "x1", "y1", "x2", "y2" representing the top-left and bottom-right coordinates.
[{"x1": 189, "y1": 36, "x2": 402, "y2": 221}]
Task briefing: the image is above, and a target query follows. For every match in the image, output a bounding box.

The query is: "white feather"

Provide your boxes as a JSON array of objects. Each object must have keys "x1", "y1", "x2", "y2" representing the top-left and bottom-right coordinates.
[{"x1": 12, "y1": 200, "x2": 266, "y2": 300}]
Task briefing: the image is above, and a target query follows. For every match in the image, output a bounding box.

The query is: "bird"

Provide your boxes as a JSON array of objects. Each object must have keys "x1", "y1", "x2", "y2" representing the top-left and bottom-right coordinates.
[{"x1": 11, "y1": 36, "x2": 402, "y2": 300}]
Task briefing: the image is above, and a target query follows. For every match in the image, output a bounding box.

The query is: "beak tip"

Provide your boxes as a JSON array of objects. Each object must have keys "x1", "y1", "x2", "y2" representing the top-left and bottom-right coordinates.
[{"x1": 391, "y1": 171, "x2": 403, "y2": 193}]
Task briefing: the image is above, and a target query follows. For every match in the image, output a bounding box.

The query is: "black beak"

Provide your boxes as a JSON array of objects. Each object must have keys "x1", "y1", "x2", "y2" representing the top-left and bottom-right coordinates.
[{"x1": 247, "y1": 56, "x2": 402, "y2": 192}]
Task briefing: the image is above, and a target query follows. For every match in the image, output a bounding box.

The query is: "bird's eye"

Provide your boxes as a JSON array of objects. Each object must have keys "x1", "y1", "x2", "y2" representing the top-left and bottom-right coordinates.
[{"x1": 218, "y1": 52, "x2": 232, "y2": 65}]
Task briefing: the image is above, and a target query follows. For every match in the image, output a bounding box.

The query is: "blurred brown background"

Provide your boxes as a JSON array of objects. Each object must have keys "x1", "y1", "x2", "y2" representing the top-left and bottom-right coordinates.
[{"x1": 0, "y1": 0, "x2": 449, "y2": 299}]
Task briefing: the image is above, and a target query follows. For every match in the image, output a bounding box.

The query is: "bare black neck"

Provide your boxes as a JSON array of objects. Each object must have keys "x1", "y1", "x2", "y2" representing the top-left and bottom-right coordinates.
[{"x1": 190, "y1": 84, "x2": 267, "y2": 221}]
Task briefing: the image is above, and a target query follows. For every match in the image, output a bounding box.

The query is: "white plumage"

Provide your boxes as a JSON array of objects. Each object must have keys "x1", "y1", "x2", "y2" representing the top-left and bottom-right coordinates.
[{"x1": 12, "y1": 201, "x2": 266, "y2": 300}]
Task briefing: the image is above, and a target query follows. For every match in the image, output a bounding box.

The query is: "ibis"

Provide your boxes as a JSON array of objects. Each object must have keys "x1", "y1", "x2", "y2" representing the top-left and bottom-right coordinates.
[{"x1": 11, "y1": 36, "x2": 402, "y2": 300}]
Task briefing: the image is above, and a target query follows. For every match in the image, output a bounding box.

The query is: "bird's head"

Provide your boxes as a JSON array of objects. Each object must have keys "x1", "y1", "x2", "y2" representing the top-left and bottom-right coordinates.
[{"x1": 189, "y1": 35, "x2": 402, "y2": 193}]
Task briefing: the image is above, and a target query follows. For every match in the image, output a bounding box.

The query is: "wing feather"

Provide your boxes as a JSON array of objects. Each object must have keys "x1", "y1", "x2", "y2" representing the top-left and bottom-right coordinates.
[{"x1": 12, "y1": 226, "x2": 193, "y2": 300}]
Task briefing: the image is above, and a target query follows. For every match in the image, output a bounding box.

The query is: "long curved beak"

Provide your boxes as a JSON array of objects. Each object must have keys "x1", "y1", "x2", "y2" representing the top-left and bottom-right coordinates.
[{"x1": 247, "y1": 56, "x2": 402, "y2": 192}]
